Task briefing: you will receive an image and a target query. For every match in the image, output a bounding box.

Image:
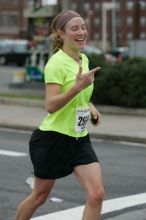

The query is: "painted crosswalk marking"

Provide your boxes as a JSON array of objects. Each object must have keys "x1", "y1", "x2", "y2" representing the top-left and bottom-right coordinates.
[
  {"x1": 0, "y1": 149, "x2": 27, "y2": 157},
  {"x1": 31, "y1": 192, "x2": 146, "y2": 220}
]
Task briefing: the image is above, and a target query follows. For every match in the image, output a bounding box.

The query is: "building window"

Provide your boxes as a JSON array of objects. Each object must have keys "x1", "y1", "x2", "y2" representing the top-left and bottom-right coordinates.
[
  {"x1": 126, "y1": 1, "x2": 134, "y2": 10},
  {"x1": 117, "y1": 33, "x2": 122, "y2": 40},
  {"x1": 127, "y1": 32, "x2": 133, "y2": 39},
  {"x1": 140, "y1": 1, "x2": 146, "y2": 9},
  {"x1": 94, "y1": 18, "x2": 100, "y2": 27},
  {"x1": 116, "y1": 17, "x2": 121, "y2": 27},
  {"x1": 72, "y1": 3, "x2": 77, "y2": 10},
  {"x1": 94, "y1": 2, "x2": 100, "y2": 10},
  {"x1": 85, "y1": 17, "x2": 89, "y2": 26},
  {"x1": 140, "y1": 17, "x2": 146, "y2": 26},
  {"x1": 116, "y1": 2, "x2": 120, "y2": 10},
  {"x1": 1, "y1": 14, "x2": 10, "y2": 27},
  {"x1": 11, "y1": 15, "x2": 18, "y2": 27},
  {"x1": 84, "y1": 3, "x2": 90, "y2": 11},
  {"x1": 127, "y1": 16, "x2": 133, "y2": 26},
  {"x1": 27, "y1": 0, "x2": 34, "y2": 8},
  {"x1": 94, "y1": 33, "x2": 100, "y2": 40},
  {"x1": 140, "y1": 32, "x2": 146, "y2": 39}
]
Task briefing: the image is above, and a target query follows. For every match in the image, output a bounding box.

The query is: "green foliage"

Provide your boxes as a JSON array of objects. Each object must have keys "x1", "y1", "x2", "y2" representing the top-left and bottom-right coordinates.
[
  {"x1": 86, "y1": 53, "x2": 110, "y2": 70},
  {"x1": 87, "y1": 53, "x2": 146, "y2": 108}
]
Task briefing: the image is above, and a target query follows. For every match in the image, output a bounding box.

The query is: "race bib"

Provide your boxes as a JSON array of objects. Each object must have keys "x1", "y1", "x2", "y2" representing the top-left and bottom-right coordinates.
[{"x1": 75, "y1": 107, "x2": 90, "y2": 133}]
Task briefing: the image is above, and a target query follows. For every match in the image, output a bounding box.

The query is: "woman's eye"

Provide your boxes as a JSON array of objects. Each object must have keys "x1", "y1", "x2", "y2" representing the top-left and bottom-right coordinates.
[
  {"x1": 71, "y1": 27, "x2": 86, "y2": 31},
  {"x1": 71, "y1": 27, "x2": 78, "y2": 31}
]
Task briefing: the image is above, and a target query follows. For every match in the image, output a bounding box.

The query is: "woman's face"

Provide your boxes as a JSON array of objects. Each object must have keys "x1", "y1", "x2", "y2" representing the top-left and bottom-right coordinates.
[{"x1": 61, "y1": 17, "x2": 88, "y2": 50}]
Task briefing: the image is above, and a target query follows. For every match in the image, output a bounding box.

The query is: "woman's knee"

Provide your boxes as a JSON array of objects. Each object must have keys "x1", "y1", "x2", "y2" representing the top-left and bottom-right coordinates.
[
  {"x1": 87, "y1": 186, "x2": 105, "y2": 206},
  {"x1": 33, "y1": 191, "x2": 49, "y2": 207},
  {"x1": 32, "y1": 178, "x2": 55, "y2": 207}
]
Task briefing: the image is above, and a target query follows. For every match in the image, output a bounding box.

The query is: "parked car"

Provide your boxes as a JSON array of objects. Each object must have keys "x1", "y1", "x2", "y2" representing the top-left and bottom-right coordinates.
[
  {"x1": 82, "y1": 45, "x2": 102, "y2": 55},
  {"x1": 82, "y1": 45, "x2": 116, "y2": 64},
  {"x1": 0, "y1": 39, "x2": 30, "y2": 66},
  {"x1": 107, "y1": 47, "x2": 130, "y2": 60}
]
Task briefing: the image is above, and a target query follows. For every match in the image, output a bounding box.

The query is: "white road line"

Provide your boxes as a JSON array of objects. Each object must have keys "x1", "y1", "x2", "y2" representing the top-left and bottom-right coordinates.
[
  {"x1": 102, "y1": 192, "x2": 146, "y2": 214},
  {"x1": 0, "y1": 149, "x2": 27, "y2": 157},
  {"x1": 31, "y1": 192, "x2": 146, "y2": 220}
]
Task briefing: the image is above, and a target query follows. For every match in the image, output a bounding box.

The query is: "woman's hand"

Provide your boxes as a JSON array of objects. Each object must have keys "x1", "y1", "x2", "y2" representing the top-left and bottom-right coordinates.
[
  {"x1": 89, "y1": 102, "x2": 101, "y2": 126},
  {"x1": 75, "y1": 66, "x2": 101, "y2": 92},
  {"x1": 45, "y1": 66, "x2": 101, "y2": 114}
]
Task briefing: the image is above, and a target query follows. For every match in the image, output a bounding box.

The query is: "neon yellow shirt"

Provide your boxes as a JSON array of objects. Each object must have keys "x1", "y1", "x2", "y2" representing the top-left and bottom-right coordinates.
[{"x1": 39, "y1": 49, "x2": 93, "y2": 137}]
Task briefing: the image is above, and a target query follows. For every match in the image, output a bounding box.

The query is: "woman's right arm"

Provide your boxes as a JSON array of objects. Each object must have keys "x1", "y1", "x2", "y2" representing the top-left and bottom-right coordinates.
[{"x1": 45, "y1": 66, "x2": 100, "y2": 113}]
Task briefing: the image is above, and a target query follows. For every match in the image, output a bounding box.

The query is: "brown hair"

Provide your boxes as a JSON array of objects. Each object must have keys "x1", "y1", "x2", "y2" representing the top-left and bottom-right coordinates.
[{"x1": 50, "y1": 10, "x2": 81, "y2": 52}]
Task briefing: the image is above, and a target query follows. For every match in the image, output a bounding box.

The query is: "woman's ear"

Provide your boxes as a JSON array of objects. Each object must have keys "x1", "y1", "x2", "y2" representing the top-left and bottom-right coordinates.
[{"x1": 58, "y1": 29, "x2": 65, "y2": 40}]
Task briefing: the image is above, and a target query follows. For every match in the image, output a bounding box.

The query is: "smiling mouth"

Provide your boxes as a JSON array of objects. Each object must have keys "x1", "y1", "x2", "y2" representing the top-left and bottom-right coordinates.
[{"x1": 75, "y1": 38, "x2": 86, "y2": 43}]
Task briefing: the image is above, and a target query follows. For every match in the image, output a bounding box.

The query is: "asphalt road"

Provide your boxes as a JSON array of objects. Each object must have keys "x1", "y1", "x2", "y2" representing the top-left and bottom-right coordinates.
[{"x1": 0, "y1": 128, "x2": 146, "y2": 220}]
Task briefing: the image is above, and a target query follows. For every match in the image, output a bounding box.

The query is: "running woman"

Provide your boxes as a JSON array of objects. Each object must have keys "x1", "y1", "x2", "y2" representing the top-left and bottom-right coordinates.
[{"x1": 15, "y1": 10, "x2": 105, "y2": 220}]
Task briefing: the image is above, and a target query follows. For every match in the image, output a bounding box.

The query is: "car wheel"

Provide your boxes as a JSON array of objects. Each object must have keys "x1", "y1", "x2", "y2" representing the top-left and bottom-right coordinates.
[{"x1": 0, "y1": 56, "x2": 6, "y2": 65}]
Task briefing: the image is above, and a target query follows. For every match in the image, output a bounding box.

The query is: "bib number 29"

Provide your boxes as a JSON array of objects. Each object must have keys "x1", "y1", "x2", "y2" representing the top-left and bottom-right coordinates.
[
  {"x1": 75, "y1": 108, "x2": 90, "y2": 133},
  {"x1": 78, "y1": 115, "x2": 89, "y2": 127}
]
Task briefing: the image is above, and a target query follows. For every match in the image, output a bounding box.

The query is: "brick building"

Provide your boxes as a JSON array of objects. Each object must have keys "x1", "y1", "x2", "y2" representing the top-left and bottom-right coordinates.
[
  {"x1": 0, "y1": 0, "x2": 27, "y2": 39},
  {"x1": 67, "y1": 0, "x2": 146, "y2": 50},
  {"x1": 1, "y1": 0, "x2": 146, "y2": 51},
  {"x1": 29, "y1": 0, "x2": 146, "y2": 50}
]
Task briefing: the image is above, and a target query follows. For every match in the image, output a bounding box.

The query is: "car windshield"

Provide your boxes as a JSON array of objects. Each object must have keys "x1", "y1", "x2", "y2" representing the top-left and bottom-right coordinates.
[
  {"x1": 0, "y1": 40, "x2": 28, "y2": 53},
  {"x1": 0, "y1": 40, "x2": 13, "y2": 53},
  {"x1": 86, "y1": 46, "x2": 101, "y2": 54},
  {"x1": 13, "y1": 43, "x2": 28, "y2": 53}
]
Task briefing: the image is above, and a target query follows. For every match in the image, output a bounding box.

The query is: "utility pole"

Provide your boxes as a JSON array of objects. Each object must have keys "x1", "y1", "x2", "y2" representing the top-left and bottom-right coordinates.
[
  {"x1": 133, "y1": 1, "x2": 140, "y2": 56},
  {"x1": 102, "y1": 4, "x2": 107, "y2": 52},
  {"x1": 87, "y1": 10, "x2": 93, "y2": 43},
  {"x1": 102, "y1": 2, "x2": 116, "y2": 52},
  {"x1": 133, "y1": 1, "x2": 140, "y2": 39},
  {"x1": 111, "y1": 0, "x2": 117, "y2": 50}
]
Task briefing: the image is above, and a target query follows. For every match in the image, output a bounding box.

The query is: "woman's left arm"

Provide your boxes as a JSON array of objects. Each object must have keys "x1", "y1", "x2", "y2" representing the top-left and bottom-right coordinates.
[{"x1": 89, "y1": 102, "x2": 101, "y2": 126}]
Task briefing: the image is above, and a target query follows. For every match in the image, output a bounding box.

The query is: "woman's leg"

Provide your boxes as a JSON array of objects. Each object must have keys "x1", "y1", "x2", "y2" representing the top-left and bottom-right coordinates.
[
  {"x1": 74, "y1": 162, "x2": 105, "y2": 220},
  {"x1": 15, "y1": 177, "x2": 55, "y2": 220}
]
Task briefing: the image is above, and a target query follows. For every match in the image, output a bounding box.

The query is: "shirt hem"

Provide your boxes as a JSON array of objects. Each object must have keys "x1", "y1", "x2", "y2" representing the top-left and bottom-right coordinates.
[{"x1": 38, "y1": 126, "x2": 88, "y2": 138}]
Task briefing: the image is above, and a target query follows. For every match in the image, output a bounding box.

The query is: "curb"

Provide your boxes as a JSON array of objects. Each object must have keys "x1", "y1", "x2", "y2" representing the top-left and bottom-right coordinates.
[
  {"x1": 0, "y1": 124, "x2": 35, "y2": 132},
  {"x1": 96, "y1": 105, "x2": 146, "y2": 116},
  {"x1": 0, "y1": 97, "x2": 44, "y2": 108},
  {"x1": 90, "y1": 132, "x2": 146, "y2": 144},
  {"x1": 0, "y1": 97, "x2": 146, "y2": 116}
]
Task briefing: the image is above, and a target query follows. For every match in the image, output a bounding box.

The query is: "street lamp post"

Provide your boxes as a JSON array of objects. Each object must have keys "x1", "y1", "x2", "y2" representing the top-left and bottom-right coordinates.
[
  {"x1": 102, "y1": 2, "x2": 117, "y2": 52},
  {"x1": 111, "y1": 0, "x2": 117, "y2": 50}
]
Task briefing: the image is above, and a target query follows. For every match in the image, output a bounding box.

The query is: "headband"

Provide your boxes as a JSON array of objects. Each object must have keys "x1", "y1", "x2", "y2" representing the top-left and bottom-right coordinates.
[{"x1": 55, "y1": 10, "x2": 81, "y2": 30}]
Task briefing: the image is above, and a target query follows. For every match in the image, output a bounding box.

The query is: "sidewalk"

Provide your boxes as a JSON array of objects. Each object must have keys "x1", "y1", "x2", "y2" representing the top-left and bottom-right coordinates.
[{"x1": 0, "y1": 97, "x2": 145, "y2": 143}]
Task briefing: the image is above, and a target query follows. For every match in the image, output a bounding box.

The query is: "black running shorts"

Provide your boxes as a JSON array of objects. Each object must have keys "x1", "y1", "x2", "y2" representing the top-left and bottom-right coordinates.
[{"x1": 29, "y1": 129, "x2": 99, "y2": 179}]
